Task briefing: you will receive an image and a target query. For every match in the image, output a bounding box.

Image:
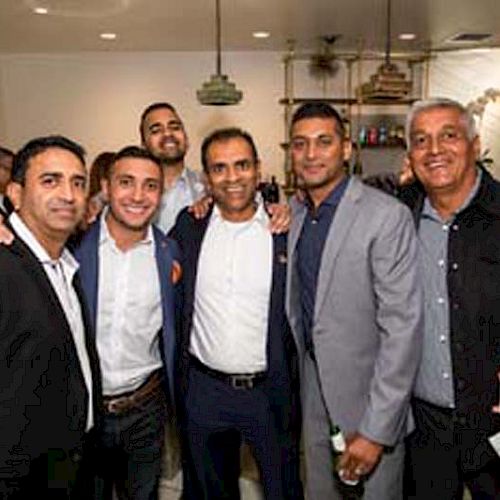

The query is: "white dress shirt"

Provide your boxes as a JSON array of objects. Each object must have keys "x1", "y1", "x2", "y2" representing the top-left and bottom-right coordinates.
[
  {"x1": 9, "y1": 212, "x2": 94, "y2": 431},
  {"x1": 96, "y1": 213, "x2": 163, "y2": 396},
  {"x1": 190, "y1": 202, "x2": 273, "y2": 374},
  {"x1": 154, "y1": 167, "x2": 205, "y2": 234}
]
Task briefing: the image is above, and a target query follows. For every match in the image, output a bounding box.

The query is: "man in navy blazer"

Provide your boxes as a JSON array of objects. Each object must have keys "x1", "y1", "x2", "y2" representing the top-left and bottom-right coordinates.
[
  {"x1": 74, "y1": 146, "x2": 180, "y2": 500},
  {"x1": 170, "y1": 127, "x2": 302, "y2": 500}
]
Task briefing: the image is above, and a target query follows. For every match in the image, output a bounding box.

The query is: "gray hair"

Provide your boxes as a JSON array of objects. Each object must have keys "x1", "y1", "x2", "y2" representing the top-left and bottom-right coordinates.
[{"x1": 405, "y1": 97, "x2": 478, "y2": 148}]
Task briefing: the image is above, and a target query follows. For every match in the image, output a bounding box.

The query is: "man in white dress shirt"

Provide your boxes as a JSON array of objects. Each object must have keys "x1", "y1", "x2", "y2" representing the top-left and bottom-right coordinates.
[
  {"x1": 74, "y1": 146, "x2": 180, "y2": 500},
  {"x1": 140, "y1": 102, "x2": 205, "y2": 234},
  {"x1": 0, "y1": 135, "x2": 101, "y2": 499},
  {"x1": 171, "y1": 128, "x2": 302, "y2": 500}
]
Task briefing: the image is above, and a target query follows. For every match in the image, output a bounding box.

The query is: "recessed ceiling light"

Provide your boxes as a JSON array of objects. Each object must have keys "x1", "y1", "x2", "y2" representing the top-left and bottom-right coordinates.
[
  {"x1": 34, "y1": 7, "x2": 48, "y2": 15},
  {"x1": 253, "y1": 31, "x2": 270, "y2": 39},
  {"x1": 100, "y1": 33, "x2": 117, "y2": 40},
  {"x1": 399, "y1": 33, "x2": 416, "y2": 41}
]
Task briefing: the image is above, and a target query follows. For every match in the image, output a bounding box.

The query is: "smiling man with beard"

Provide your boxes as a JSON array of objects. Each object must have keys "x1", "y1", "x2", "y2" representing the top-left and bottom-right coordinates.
[{"x1": 140, "y1": 102, "x2": 205, "y2": 234}]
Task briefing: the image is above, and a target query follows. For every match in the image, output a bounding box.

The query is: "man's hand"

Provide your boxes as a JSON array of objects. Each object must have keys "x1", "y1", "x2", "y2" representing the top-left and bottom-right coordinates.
[
  {"x1": 337, "y1": 433, "x2": 384, "y2": 483},
  {"x1": 266, "y1": 203, "x2": 291, "y2": 234},
  {"x1": 492, "y1": 371, "x2": 500, "y2": 414},
  {"x1": 188, "y1": 195, "x2": 213, "y2": 219},
  {"x1": 0, "y1": 213, "x2": 14, "y2": 245}
]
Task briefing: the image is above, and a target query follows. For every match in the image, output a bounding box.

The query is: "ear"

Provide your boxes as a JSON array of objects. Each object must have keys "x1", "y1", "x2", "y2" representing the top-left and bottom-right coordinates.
[
  {"x1": 342, "y1": 139, "x2": 353, "y2": 162},
  {"x1": 100, "y1": 177, "x2": 110, "y2": 202},
  {"x1": 472, "y1": 135, "x2": 481, "y2": 161},
  {"x1": 6, "y1": 182, "x2": 22, "y2": 211}
]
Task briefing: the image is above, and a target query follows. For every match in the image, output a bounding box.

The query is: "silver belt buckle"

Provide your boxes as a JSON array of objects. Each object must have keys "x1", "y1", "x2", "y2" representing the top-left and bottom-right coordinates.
[{"x1": 231, "y1": 374, "x2": 255, "y2": 390}]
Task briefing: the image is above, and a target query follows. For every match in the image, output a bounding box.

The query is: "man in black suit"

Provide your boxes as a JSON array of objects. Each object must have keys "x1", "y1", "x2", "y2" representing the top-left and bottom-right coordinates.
[
  {"x1": 170, "y1": 127, "x2": 302, "y2": 500},
  {"x1": 0, "y1": 136, "x2": 101, "y2": 499}
]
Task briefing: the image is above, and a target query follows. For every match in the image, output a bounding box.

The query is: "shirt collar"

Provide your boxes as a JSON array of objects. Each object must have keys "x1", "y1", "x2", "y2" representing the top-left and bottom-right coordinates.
[
  {"x1": 422, "y1": 167, "x2": 482, "y2": 222},
  {"x1": 211, "y1": 198, "x2": 268, "y2": 229},
  {"x1": 305, "y1": 175, "x2": 350, "y2": 211},
  {"x1": 9, "y1": 212, "x2": 79, "y2": 272},
  {"x1": 99, "y1": 207, "x2": 154, "y2": 248}
]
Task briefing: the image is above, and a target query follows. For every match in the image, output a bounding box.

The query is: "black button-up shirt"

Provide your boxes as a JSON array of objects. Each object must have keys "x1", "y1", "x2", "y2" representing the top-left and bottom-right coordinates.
[{"x1": 297, "y1": 176, "x2": 349, "y2": 352}]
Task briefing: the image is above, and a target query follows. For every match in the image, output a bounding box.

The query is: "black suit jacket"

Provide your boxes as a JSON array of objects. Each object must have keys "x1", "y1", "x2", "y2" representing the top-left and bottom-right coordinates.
[
  {"x1": 0, "y1": 232, "x2": 101, "y2": 488},
  {"x1": 400, "y1": 168, "x2": 500, "y2": 470},
  {"x1": 170, "y1": 207, "x2": 300, "y2": 436}
]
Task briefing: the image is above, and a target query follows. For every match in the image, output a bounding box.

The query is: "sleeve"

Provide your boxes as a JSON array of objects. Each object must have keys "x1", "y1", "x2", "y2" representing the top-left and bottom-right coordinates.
[{"x1": 358, "y1": 203, "x2": 424, "y2": 446}]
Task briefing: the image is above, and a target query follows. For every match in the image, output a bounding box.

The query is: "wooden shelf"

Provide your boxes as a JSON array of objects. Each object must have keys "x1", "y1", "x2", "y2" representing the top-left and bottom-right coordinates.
[{"x1": 279, "y1": 97, "x2": 417, "y2": 106}]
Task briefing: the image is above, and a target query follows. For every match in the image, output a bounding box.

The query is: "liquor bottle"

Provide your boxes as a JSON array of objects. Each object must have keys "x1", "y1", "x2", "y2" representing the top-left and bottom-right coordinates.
[
  {"x1": 262, "y1": 176, "x2": 280, "y2": 204},
  {"x1": 330, "y1": 424, "x2": 359, "y2": 486}
]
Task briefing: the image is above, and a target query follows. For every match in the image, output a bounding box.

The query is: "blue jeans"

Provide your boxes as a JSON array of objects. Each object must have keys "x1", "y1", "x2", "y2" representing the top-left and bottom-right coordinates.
[{"x1": 94, "y1": 388, "x2": 168, "y2": 500}]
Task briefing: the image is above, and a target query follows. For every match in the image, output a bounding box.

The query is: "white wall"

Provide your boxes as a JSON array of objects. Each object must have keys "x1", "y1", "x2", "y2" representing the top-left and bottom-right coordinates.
[
  {"x1": 0, "y1": 51, "x2": 287, "y2": 181},
  {"x1": 1, "y1": 49, "x2": 499, "y2": 180}
]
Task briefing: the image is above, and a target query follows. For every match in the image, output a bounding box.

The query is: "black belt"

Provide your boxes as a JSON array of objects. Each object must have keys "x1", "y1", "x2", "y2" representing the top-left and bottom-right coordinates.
[{"x1": 190, "y1": 355, "x2": 266, "y2": 390}]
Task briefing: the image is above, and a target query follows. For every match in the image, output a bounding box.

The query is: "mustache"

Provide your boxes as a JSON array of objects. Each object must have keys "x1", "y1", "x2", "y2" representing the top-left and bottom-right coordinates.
[{"x1": 159, "y1": 136, "x2": 180, "y2": 148}]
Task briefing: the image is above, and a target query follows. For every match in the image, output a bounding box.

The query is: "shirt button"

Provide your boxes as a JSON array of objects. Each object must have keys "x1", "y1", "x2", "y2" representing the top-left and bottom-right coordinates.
[
  {"x1": 442, "y1": 372, "x2": 450, "y2": 380},
  {"x1": 442, "y1": 224, "x2": 449, "y2": 231},
  {"x1": 437, "y1": 297, "x2": 445, "y2": 304},
  {"x1": 439, "y1": 335, "x2": 447, "y2": 343},
  {"x1": 438, "y1": 259, "x2": 445, "y2": 267},
  {"x1": 452, "y1": 224, "x2": 459, "y2": 231},
  {"x1": 311, "y1": 219, "x2": 318, "y2": 225},
  {"x1": 452, "y1": 302, "x2": 459, "y2": 310},
  {"x1": 455, "y1": 342, "x2": 464, "y2": 353},
  {"x1": 457, "y1": 379, "x2": 466, "y2": 390},
  {"x1": 451, "y1": 262, "x2": 459, "y2": 271}
]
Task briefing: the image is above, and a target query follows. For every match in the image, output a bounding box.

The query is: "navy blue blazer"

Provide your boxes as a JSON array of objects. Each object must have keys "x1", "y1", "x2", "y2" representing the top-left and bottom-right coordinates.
[
  {"x1": 74, "y1": 218, "x2": 180, "y2": 406},
  {"x1": 170, "y1": 207, "x2": 300, "y2": 433}
]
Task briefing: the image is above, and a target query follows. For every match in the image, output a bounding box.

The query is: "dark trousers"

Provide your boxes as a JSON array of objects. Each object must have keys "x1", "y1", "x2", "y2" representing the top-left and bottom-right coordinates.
[
  {"x1": 406, "y1": 398, "x2": 500, "y2": 500},
  {"x1": 181, "y1": 361, "x2": 302, "y2": 500},
  {"x1": 93, "y1": 388, "x2": 168, "y2": 500},
  {"x1": 0, "y1": 437, "x2": 95, "y2": 500}
]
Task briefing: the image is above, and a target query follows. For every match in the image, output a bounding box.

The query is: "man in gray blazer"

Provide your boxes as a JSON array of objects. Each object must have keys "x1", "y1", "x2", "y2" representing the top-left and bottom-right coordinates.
[{"x1": 286, "y1": 102, "x2": 423, "y2": 500}]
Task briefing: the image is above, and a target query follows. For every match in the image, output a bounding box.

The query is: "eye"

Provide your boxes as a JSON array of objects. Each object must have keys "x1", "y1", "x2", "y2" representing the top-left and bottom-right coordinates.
[
  {"x1": 145, "y1": 181, "x2": 160, "y2": 192},
  {"x1": 118, "y1": 177, "x2": 132, "y2": 187},
  {"x1": 441, "y1": 130, "x2": 459, "y2": 141},
  {"x1": 41, "y1": 176, "x2": 58, "y2": 187},
  {"x1": 73, "y1": 178, "x2": 86, "y2": 190},
  {"x1": 317, "y1": 136, "x2": 334, "y2": 147},
  {"x1": 236, "y1": 160, "x2": 252, "y2": 171},
  {"x1": 209, "y1": 164, "x2": 225, "y2": 174},
  {"x1": 411, "y1": 134, "x2": 428, "y2": 148},
  {"x1": 291, "y1": 138, "x2": 306, "y2": 150},
  {"x1": 168, "y1": 123, "x2": 183, "y2": 132}
]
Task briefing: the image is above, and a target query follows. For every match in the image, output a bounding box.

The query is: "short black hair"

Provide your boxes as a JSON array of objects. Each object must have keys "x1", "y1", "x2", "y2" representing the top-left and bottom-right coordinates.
[
  {"x1": 139, "y1": 102, "x2": 179, "y2": 142},
  {"x1": 0, "y1": 146, "x2": 14, "y2": 161},
  {"x1": 12, "y1": 135, "x2": 85, "y2": 184},
  {"x1": 108, "y1": 145, "x2": 163, "y2": 178},
  {"x1": 291, "y1": 101, "x2": 345, "y2": 137},
  {"x1": 201, "y1": 127, "x2": 259, "y2": 173}
]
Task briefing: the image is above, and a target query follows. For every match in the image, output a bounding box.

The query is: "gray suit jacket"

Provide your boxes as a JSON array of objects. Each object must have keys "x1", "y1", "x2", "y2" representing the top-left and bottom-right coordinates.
[{"x1": 286, "y1": 176, "x2": 423, "y2": 447}]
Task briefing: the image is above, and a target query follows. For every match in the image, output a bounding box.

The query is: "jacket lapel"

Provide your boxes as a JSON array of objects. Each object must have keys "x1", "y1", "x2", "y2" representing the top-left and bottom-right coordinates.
[
  {"x1": 74, "y1": 220, "x2": 100, "y2": 333},
  {"x1": 314, "y1": 177, "x2": 363, "y2": 320}
]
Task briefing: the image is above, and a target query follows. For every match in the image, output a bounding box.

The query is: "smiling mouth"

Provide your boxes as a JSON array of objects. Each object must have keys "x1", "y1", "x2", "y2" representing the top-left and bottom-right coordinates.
[{"x1": 123, "y1": 206, "x2": 150, "y2": 215}]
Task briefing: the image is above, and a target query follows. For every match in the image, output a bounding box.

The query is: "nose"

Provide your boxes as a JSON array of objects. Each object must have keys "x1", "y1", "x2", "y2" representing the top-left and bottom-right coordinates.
[
  {"x1": 305, "y1": 140, "x2": 317, "y2": 160},
  {"x1": 60, "y1": 180, "x2": 76, "y2": 202},
  {"x1": 226, "y1": 165, "x2": 239, "y2": 183},
  {"x1": 131, "y1": 183, "x2": 145, "y2": 202},
  {"x1": 429, "y1": 135, "x2": 443, "y2": 155}
]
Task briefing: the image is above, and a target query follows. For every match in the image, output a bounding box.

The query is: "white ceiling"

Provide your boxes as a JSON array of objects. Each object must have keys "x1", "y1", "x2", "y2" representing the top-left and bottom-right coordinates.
[{"x1": 0, "y1": 0, "x2": 499, "y2": 54}]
